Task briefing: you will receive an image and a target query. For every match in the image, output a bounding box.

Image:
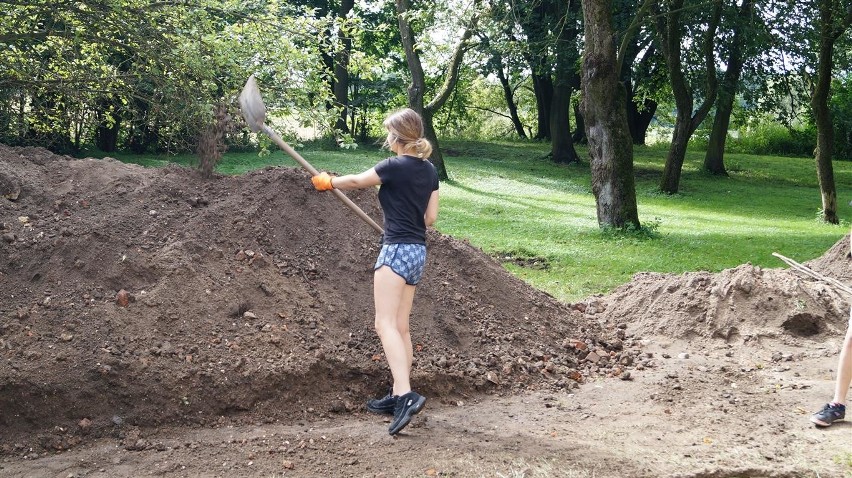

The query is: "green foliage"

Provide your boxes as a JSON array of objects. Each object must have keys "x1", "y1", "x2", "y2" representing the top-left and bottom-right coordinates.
[
  {"x1": 3, "y1": 0, "x2": 852, "y2": 182},
  {"x1": 598, "y1": 217, "x2": 661, "y2": 241},
  {"x1": 0, "y1": 0, "x2": 341, "y2": 155},
  {"x1": 725, "y1": 116, "x2": 817, "y2": 157},
  {"x1": 444, "y1": 75, "x2": 538, "y2": 140},
  {"x1": 0, "y1": 1, "x2": 227, "y2": 152}
]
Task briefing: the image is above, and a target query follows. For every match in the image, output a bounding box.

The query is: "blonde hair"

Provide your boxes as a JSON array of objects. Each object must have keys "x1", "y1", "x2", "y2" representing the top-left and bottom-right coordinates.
[{"x1": 383, "y1": 108, "x2": 433, "y2": 159}]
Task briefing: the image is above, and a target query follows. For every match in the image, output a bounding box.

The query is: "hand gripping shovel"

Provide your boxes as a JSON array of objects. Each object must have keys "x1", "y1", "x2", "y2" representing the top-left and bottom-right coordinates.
[{"x1": 239, "y1": 75, "x2": 384, "y2": 235}]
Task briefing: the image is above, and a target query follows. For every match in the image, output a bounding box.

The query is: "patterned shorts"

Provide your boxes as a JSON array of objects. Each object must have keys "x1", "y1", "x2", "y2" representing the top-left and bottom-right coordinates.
[{"x1": 374, "y1": 243, "x2": 427, "y2": 285}]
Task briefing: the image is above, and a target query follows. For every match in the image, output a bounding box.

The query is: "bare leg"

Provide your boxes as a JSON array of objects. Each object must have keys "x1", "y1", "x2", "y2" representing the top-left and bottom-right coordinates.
[
  {"x1": 830, "y1": 323, "x2": 852, "y2": 405},
  {"x1": 396, "y1": 284, "x2": 416, "y2": 374},
  {"x1": 373, "y1": 266, "x2": 412, "y2": 396}
]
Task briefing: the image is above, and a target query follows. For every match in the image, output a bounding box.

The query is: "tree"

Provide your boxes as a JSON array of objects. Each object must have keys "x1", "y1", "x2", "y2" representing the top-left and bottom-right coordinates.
[
  {"x1": 333, "y1": 0, "x2": 355, "y2": 134},
  {"x1": 581, "y1": 0, "x2": 640, "y2": 229},
  {"x1": 703, "y1": 0, "x2": 758, "y2": 176},
  {"x1": 346, "y1": 1, "x2": 408, "y2": 141},
  {"x1": 394, "y1": 0, "x2": 478, "y2": 180},
  {"x1": 0, "y1": 1, "x2": 340, "y2": 155},
  {"x1": 766, "y1": 0, "x2": 852, "y2": 223},
  {"x1": 299, "y1": 0, "x2": 357, "y2": 135},
  {"x1": 622, "y1": 47, "x2": 661, "y2": 146},
  {"x1": 474, "y1": 13, "x2": 528, "y2": 139},
  {"x1": 810, "y1": 0, "x2": 852, "y2": 224},
  {"x1": 0, "y1": 1, "x2": 219, "y2": 153},
  {"x1": 654, "y1": 0, "x2": 723, "y2": 194},
  {"x1": 549, "y1": 0, "x2": 582, "y2": 164},
  {"x1": 511, "y1": 0, "x2": 555, "y2": 140},
  {"x1": 614, "y1": 0, "x2": 662, "y2": 146},
  {"x1": 491, "y1": 49, "x2": 528, "y2": 139},
  {"x1": 504, "y1": 0, "x2": 584, "y2": 158}
]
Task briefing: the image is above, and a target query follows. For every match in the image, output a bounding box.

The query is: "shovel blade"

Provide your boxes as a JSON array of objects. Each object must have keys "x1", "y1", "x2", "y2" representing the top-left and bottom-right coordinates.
[{"x1": 239, "y1": 74, "x2": 267, "y2": 133}]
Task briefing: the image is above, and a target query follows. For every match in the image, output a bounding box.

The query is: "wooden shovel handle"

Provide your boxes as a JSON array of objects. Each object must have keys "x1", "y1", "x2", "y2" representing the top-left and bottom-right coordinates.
[{"x1": 261, "y1": 125, "x2": 384, "y2": 235}]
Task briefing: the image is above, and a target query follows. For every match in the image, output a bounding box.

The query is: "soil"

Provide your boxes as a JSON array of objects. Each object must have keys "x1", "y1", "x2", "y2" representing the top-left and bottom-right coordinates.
[{"x1": 1, "y1": 144, "x2": 850, "y2": 478}]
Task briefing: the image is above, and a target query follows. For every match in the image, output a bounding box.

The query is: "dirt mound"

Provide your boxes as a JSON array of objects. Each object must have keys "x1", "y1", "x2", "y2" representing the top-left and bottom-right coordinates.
[
  {"x1": 805, "y1": 232, "x2": 852, "y2": 282},
  {"x1": 0, "y1": 144, "x2": 633, "y2": 452},
  {"x1": 2, "y1": 144, "x2": 851, "y2": 477},
  {"x1": 590, "y1": 238, "x2": 850, "y2": 343}
]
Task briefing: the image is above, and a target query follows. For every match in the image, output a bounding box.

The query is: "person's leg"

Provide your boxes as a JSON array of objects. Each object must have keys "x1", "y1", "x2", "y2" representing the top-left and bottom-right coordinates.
[
  {"x1": 373, "y1": 266, "x2": 412, "y2": 396},
  {"x1": 830, "y1": 324, "x2": 852, "y2": 404},
  {"x1": 811, "y1": 311, "x2": 852, "y2": 426},
  {"x1": 396, "y1": 284, "x2": 416, "y2": 374}
]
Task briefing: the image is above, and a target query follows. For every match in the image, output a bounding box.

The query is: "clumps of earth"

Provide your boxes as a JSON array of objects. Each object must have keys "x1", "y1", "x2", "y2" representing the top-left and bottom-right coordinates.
[{"x1": 0, "y1": 144, "x2": 849, "y2": 466}]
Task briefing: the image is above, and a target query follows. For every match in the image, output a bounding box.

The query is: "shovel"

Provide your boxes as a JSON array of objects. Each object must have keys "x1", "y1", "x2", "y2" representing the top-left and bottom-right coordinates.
[{"x1": 239, "y1": 74, "x2": 384, "y2": 235}]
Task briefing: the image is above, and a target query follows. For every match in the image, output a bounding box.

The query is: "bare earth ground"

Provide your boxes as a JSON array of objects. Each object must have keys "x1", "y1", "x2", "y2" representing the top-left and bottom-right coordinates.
[{"x1": 0, "y1": 144, "x2": 850, "y2": 478}]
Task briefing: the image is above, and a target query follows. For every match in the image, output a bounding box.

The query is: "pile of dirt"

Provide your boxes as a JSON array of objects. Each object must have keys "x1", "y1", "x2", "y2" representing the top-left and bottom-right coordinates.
[
  {"x1": 1, "y1": 144, "x2": 849, "y2": 476},
  {"x1": 588, "y1": 241, "x2": 850, "y2": 343},
  {"x1": 0, "y1": 144, "x2": 635, "y2": 453},
  {"x1": 805, "y1": 234, "x2": 852, "y2": 282}
]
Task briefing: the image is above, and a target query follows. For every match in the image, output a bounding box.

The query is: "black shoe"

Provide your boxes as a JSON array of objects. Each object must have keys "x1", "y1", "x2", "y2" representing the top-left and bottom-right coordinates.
[
  {"x1": 366, "y1": 391, "x2": 397, "y2": 415},
  {"x1": 811, "y1": 402, "x2": 846, "y2": 427},
  {"x1": 388, "y1": 391, "x2": 426, "y2": 435}
]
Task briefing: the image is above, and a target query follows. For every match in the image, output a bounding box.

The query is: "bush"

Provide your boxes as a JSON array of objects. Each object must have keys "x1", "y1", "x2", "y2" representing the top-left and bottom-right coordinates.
[{"x1": 726, "y1": 119, "x2": 816, "y2": 157}]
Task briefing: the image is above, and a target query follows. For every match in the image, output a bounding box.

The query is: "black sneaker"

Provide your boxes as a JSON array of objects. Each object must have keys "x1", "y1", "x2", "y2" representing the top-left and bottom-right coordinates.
[
  {"x1": 388, "y1": 391, "x2": 426, "y2": 435},
  {"x1": 811, "y1": 402, "x2": 846, "y2": 427},
  {"x1": 366, "y1": 391, "x2": 397, "y2": 415}
]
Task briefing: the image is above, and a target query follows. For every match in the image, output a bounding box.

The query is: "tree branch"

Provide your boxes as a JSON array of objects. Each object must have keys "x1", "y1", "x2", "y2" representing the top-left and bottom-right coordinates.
[
  {"x1": 690, "y1": 0, "x2": 722, "y2": 131},
  {"x1": 466, "y1": 105, "x2": 513, "y2": 120},
  {"x1": 425, "y1": 0, "x2": 481, "y2": 112}
]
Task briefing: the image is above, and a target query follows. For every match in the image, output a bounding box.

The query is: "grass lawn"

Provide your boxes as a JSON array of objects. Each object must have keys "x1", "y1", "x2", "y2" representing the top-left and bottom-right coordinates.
[{"x1": 92, "y1": 140, "x2": 852, "y2": 303}]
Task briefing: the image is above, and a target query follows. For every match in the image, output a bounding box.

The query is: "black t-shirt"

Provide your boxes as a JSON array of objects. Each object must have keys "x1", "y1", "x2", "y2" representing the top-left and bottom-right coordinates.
[{"x1": 374, "y1": 155, "x2": 439, "y2": 245}]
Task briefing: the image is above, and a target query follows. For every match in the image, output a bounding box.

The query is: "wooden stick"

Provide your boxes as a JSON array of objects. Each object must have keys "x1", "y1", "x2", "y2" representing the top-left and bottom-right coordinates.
[
  {"x1": 239, "y1": 75, "x2": 383, "y2": 235},
  {"x1": 772, "y1": 252, "x2": 852, "y2": 297}
]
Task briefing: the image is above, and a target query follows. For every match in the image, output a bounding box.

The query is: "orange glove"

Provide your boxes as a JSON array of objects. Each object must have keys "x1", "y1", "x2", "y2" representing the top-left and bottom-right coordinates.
[{"x1": 311, "y1": 172, "x2": 334, "y2": 191}]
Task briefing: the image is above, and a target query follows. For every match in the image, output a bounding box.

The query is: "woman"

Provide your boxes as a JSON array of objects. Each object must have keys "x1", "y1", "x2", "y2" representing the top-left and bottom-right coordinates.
[{"x1": 311, "y1": 108, "x2": 439, "y2": 435}]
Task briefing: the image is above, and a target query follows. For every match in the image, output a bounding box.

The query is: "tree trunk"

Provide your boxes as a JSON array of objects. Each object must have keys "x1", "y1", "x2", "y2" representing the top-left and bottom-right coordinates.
[
  {"x1": 0, "y1": 89, "x2": 11, "y2": 144},
  {"x1": 660, "y1": 118, "x2": 691, "y2": 193},
  {"x1": 333, "y1": 0, "x2": 354, "y2": 134},
  {"x1": 95, "y1": 122, "x2": 120, "y2": 152},
  {"x1": 704, "y1": 0, "x2": 754, "y2": 176},
  {"x1": 72, "y1": 113, "x2": 84, "y2": 151},
  {"x1": 615, "y1": 0, "x2": 657, "y2": 146},
  {"x1": 531, "y1": 73, "x2": 553, "y2": 139},
  {"x1": 496, "y1": 64, "x2": 526, "y2": 138},
  {"x1": 581, "y1": 0, "x2": 640, "y2": 229},
  {"x1": 515, "y1": 0, "x2": 555, "y2": 140},
  {"x1": 625, "y1": 80, "x2": 657, "y2": 145},
  {"x1": 395, "y1": 0, "x2": 477, "y2": 181},
  {"x1": 551, "y1": 82, "x2": 578, "y2": 163},
  {"x1": 572, "y1": 101, "x2": 586, "y2": 143},
  {"x1": 16, "y1": 93, "x2": 25, "y2": 144},
  {"x1": 656, "y1": 0, "x2": 722, "y2": 194},
  {"x1": 628, "y1": 98, "x2": 656, "y2": 145},
  {"x1": 350, "y1": 81, "x2": 360, "y2": 137},
  {"x1": 703, "y1": 89, "x2": 734, "y2": 176},
  {"x1": 395, "y1": 0, "x2": 434, "y2": 164},
  {"x1": 550, "y1": 0, "x2": 581, "y2": 163},
  {"x1": 810, "y1": 0, "x2": 848, "y2": 224}
]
